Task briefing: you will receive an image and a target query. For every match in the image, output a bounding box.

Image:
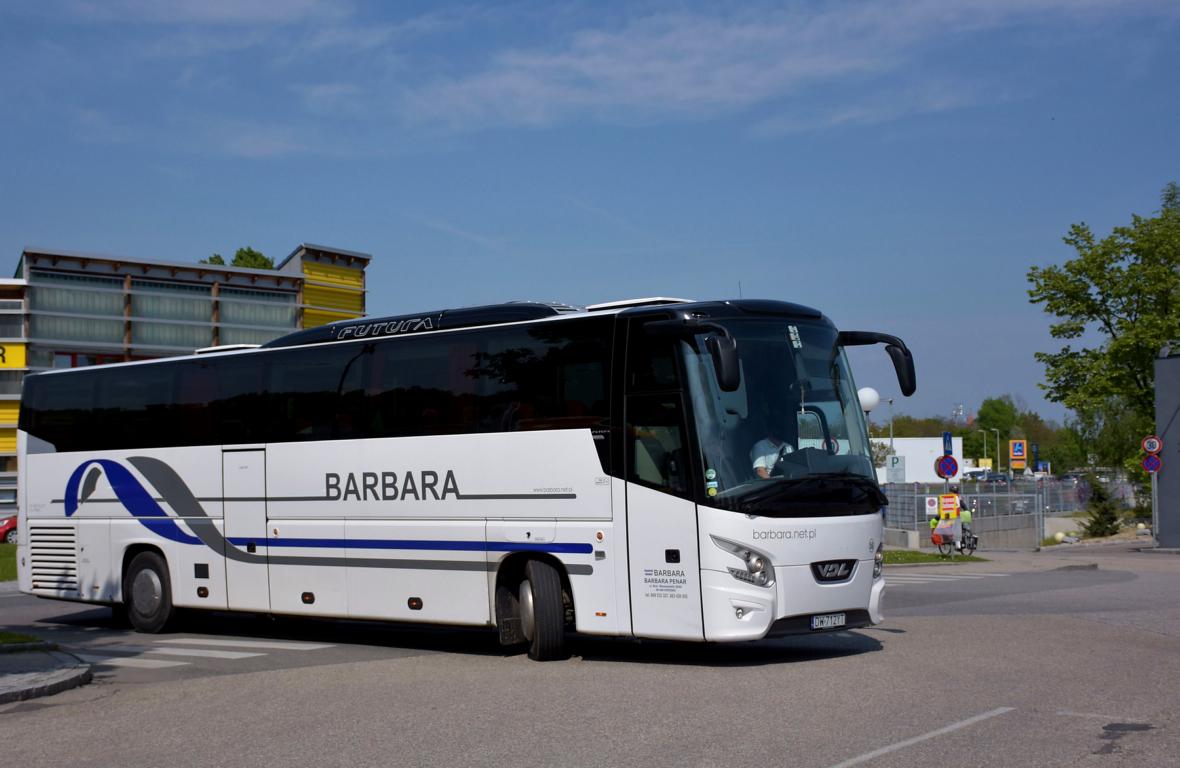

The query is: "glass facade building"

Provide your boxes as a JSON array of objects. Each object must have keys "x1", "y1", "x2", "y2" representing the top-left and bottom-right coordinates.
[{"x1": 0, "y1": 243, "x2": 370, "y2": 512}]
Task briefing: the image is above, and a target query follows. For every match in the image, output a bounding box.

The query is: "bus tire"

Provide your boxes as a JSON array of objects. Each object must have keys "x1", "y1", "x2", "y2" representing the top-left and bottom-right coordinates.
[
  {"x1": 521, "y1": 559, "x2": 567, "y2": 661},
  {"x1": 124, "y1": 551, "x2": 175, "y2": 633}
]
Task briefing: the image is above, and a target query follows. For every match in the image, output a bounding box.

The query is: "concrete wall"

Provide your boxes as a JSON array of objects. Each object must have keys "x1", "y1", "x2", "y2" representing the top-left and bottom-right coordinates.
[
  {"x1": 1155, "y1": 350, "x2": 1180, "y2": 547},
  {"x1": 873, "y1": 437, "x2": 965, "y2": 484}
]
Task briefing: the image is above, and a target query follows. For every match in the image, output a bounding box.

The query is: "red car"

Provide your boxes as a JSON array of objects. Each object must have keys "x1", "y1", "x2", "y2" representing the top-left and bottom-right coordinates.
[{"x1": 1, "y1": 513, "x2": 15, "y2": 544}]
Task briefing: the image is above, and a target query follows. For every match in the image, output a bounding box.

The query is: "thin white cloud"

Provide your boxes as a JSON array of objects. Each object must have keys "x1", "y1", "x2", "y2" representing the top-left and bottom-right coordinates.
[
  {"x1": 292, "y1": 82, "x2": 366, "y2": 114},
  {"x1": 66, "y1": 0, "x2": 346, "y2": 25},
  {"x1": 415, "y1": 216, "x2": 508, "y2": 252},
  {"x1": 397, "y1": 0, "x2": 1177, "y2": 131},
  {"x1": 751, "y1": 84, "x2": 977, "y2": 137}
]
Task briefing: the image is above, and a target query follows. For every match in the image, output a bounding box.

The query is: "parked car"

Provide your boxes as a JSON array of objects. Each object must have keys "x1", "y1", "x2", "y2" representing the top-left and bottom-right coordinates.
[
  {"x1": 0, "y1": 513, "x2": 15, "y2": 544},
  {"x1": 983, "y1": 472, "x2": 1009, "y2": 485}
]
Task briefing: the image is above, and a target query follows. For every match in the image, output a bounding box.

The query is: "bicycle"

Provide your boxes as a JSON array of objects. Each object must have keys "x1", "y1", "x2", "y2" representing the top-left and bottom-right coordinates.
[{"x1": 935, "y1": 525, "x2": 978, "y2": 556}]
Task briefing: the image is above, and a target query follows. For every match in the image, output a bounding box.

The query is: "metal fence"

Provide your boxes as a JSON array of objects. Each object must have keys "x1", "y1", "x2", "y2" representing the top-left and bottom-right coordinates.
[{"x1": 881, "y1": 478, "x2": 1113, "y2": 550}]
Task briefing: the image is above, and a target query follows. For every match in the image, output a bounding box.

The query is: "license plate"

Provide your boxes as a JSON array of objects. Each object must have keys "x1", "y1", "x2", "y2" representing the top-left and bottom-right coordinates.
[{"x1": 810, "y1": 612, "x2": 846, "y2": 630}]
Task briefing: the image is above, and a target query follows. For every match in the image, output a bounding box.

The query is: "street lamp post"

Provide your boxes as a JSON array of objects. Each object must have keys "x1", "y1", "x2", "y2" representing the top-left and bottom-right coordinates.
[
  {"x1": 888, "y1": 398, "x2": 894, "y2": 452},
  {"x1": 989, "y1": 428, "x2": 1002, "y2": 474},
  {"x1": 975, "y1": 429, "x2": 988, "y2": 465}
]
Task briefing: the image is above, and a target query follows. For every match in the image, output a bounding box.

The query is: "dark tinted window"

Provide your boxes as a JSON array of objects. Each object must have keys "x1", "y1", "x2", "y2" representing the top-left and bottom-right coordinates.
[
  {"x1": 97, "y1": 363, "x2": 178, "y2": 450},
  {"x1": 21, "y1": 316, "x2": 613, "y2": 456},
  {"x1": 268, "y1": 343, "x2": 369, "y2": 442},
  {"x1": 627, "y1": 321, "x2": 680, "y2": 392},
  {"x1": 367, "y1": 318, "x2": 612, "y2": 465}
]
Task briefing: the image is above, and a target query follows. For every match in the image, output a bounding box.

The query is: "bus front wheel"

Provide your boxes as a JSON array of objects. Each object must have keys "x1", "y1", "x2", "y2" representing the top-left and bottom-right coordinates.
[
  {"x1": 124, "y1": 552, "x2": 176, "y2": 633},
  {"x1": 520, "y1": 559, "x2": 567, "y2": 661}
]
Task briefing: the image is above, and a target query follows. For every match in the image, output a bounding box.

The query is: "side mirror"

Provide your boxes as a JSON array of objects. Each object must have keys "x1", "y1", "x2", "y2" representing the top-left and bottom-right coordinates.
[
  {"x1": 884, "y1": 344, "x2": 916, "y2": 397},
  {"x1": 837, "y1": 331, "x2": 917, "y2": 397},
  {"x1": 705, "y1": 333, "x2": 741, "y2": 392}
]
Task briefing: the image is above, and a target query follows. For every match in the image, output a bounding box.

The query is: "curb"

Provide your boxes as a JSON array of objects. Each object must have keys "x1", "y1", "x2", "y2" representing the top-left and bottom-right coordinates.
[
  {"x1": 0, "y1": 651, "x2": 93, "y2": 706},
  {"x1": 0, "y1": 641, "x2": 57, "y2": 654}
]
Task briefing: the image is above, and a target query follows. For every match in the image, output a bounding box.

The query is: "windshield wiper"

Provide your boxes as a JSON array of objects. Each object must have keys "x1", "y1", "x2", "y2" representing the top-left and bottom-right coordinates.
[{"x1": 737, "y1": 472, "x2": 887, "y2": 513}]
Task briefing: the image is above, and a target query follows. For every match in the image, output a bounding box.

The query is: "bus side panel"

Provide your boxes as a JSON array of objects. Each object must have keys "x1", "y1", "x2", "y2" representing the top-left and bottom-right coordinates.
[
  {"x1": 626, "y1": 482, "x2": 704, "y2": 641},
  {"x1": 263, "y1": 431, "x2": 611, "y2": 521},
  {"x1": 21, "y1": 445, "x2": 228, "y2": 610},
  {"x1": 350, "y1": 518, "x2": 489, "y2": 624},
  {"x1": 555, "y1": 518, "x2": 620, "y2": 636}
]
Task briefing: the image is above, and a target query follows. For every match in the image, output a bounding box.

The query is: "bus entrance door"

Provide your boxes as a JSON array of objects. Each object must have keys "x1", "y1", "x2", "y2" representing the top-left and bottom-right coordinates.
[{"x1": 222, "y1": 449, "x2": 271, "y2": 611}]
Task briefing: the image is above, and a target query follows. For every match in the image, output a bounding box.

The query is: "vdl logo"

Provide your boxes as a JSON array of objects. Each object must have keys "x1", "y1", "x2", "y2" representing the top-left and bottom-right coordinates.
[{"x1": 811, "y1": 560, "x2": 855, "y2": 582}]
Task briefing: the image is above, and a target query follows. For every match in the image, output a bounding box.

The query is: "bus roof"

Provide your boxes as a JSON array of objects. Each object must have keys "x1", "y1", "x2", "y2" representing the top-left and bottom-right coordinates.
[{"x1": 263, "y1": 297, "x2": 825, "y2": 349}]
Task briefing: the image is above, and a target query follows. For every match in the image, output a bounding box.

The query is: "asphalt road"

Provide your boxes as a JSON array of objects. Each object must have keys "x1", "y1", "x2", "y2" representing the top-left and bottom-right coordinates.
[{"x1": 2, "y1": 543, "x2": 1177, "y2": 768}]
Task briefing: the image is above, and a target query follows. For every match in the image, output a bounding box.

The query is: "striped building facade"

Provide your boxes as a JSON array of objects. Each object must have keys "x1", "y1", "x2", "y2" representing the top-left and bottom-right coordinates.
[{"x1": 0, "y1": 243, "x2": 371, "y2": 512}]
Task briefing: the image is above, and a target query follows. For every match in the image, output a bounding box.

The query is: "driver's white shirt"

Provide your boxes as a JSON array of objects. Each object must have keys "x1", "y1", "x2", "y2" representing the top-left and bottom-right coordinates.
[{"x1": 751, "y1": 438, "x2": 793, "y2": 472}]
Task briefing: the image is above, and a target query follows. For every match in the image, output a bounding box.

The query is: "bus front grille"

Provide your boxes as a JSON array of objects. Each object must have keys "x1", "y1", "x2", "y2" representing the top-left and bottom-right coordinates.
[{"x1": 29, "y1": 524, "x2": 79, "y2": 592}]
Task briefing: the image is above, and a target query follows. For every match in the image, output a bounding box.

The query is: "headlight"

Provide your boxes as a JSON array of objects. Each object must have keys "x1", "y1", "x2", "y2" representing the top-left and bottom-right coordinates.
[
  {"x1": 711, "y1": 535, "x2": 775, "y2": 588},
  {"x1": 873, "y1": 543, "x2": 884, "y2": 580}
]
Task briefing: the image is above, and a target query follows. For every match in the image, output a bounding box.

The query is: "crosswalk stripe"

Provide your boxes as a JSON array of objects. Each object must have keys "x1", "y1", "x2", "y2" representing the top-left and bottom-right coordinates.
[
  {"x1": 886, "y1": 573, "x2": 1010, "y2": 587},
  {"x1": 888, "y1": 574, "x2": 988, "y2": 581},
  {"x1": 77, "y1": 654, "x2": 189, "y2": 669},
  {"x1": 85, "y1": 644, "x2": 264, "y2": 660},
  {"x1": 153, "y1": 637, "x2": 334, "y2": 651}
]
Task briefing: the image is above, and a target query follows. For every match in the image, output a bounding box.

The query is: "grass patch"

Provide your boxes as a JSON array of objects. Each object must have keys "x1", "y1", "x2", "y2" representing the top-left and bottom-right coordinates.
[
  {"x1": 0, "y1": 543, "x2": 15, "y2": 582},
  {"x1": 0, "y1": 631, "x2": 38, "y2": 645},
  {"x1": 883, "y1": 550, "x2": 988, "y2": 565}
]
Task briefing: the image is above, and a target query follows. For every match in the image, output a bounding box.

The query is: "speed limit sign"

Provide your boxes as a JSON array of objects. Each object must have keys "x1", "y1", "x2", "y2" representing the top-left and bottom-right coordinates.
[{"x1": 1142, "y1": 435, "x2": 1163, "y2": 454}]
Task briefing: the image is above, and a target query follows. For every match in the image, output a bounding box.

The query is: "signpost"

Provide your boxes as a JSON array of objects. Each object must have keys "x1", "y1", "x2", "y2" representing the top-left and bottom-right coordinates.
[
  {"x1": 935, "y1": 455, "x2": 958, "y2": 479},
  {"x1": 1142, "y1": 435, "x2": 1163, "y2": 548},
  {"x1": 942, "y1": 431, "x2": 953, "y2": 456},
  {"x1": 886, "y1": 455, "x2": 906, "y2": 483}
]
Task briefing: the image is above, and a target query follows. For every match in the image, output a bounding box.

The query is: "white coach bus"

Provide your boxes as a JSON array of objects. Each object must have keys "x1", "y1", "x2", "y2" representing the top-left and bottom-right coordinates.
[{"x1": 16, "y1": 297, "x2": 915, "y2": 660}]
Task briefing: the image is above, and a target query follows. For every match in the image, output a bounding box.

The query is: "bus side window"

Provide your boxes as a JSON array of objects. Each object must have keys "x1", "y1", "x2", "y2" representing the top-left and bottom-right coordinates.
[{"x1": 627, "y1": 394, "x2": 689, "y2": 496}]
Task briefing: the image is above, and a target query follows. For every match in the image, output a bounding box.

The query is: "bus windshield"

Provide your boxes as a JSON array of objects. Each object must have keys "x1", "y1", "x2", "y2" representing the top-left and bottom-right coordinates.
[{"x1": 681, "y1": 318, "x2": 884, "y2": 517}]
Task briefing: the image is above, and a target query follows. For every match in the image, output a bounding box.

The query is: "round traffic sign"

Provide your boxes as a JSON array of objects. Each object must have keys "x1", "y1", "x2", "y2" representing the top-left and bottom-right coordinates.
[
  {"x1": 1142, "y1": 435, "x2": 1163, "y2": 454},
  {"x1": 1143, "y1": 454, "x2": 1162, "y2": 474},
  {"x1": 935, "y1": 455, "x2": 959, "y2": 479}
]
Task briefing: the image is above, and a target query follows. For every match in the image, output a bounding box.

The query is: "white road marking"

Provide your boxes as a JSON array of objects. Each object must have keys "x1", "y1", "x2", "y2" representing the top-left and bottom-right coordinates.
[
  {"x1": 87, "y1": 644, "x2": 264, "y2": 660},
  {"x1": 886, "y1": 572, "x2": 1010, "y2": 587},
  {"x1": 824, "y1": 707, "x2": 1016, "y2": 768},
  {"x1": 77, "y1": 654, "x2": 189, "y2": 669},
  {"x1": 153, "y1": 637, "x2": 334, "y2": 651}
]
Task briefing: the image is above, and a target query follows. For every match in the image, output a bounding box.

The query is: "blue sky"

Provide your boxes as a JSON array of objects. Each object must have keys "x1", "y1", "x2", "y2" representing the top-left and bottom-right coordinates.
[{"x1": 1, "y1": 0, "x2": 1178, "y2": 424}]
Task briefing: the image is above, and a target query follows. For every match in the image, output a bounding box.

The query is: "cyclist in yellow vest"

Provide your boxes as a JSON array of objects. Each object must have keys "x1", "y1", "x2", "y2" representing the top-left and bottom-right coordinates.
[{"x1": 951, "y1": 484, "x2": 973, "y2": 550}]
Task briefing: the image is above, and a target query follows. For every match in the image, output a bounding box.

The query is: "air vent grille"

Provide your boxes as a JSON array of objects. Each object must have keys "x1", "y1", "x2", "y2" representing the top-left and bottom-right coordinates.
[{"x1": 29, "y1": 524, "x2": 79, "y2": 592}]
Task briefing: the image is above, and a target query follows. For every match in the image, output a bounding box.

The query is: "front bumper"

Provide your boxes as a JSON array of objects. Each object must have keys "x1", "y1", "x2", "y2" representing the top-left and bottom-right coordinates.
[{"x1": 701, "y1": 562, "x2": 884, "y2": 641}]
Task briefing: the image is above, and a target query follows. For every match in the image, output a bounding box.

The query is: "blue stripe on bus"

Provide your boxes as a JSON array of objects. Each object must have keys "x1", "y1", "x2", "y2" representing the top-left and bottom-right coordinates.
[{"x1": 224, "y1": 537, "x2": 593, "y2": 554}]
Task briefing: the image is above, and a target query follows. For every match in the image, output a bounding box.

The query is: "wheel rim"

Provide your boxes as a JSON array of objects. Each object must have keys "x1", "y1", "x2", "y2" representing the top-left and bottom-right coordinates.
[
  {"x1": 4, "y1": 531, "x2": 15, "y2": 544},
  {"x1": 519, "y1": 580, "x2": 535, "y2": 642},
  {"x1": 131, "y1": 568, "x2": 163, "y2": 616}
]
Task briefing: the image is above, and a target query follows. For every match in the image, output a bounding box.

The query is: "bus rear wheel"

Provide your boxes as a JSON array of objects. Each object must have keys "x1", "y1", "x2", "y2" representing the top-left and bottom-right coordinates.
[
  {"x1": 519, "y1": 559, "x2": 567, "y2": 661},
  {"x1": 124, "y1": 552, "x2": 175, "y2": 633}
]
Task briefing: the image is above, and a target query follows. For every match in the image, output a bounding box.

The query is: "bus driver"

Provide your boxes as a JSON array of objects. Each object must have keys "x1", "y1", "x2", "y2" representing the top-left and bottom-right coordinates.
[{"x1": 751, "y1": 418, "x2": 795, "y2": 479}]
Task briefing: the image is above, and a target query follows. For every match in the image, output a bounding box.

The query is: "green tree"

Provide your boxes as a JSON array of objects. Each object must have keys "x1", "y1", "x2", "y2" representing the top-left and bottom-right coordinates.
[
  {"x1": 1028, "y1": 183, "x2": 1180, "y2": 423},
  {"x1": 1081, "y1": 474, "x2": 1121, "y2": 537},
  {"x1": 201, "y1": 247, "x2": 274, "y2": 269}
]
